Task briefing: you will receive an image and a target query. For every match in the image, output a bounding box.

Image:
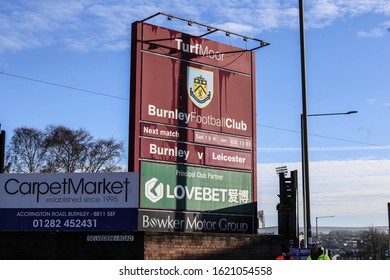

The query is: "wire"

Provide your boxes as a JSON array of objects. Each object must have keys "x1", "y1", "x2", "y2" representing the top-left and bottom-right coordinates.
[
  {"x1": 1, "y1": 71, "x2": 385, "y2": 149},
  {"x1": 258, "y1": 124, "x2": 387, "y2": 148},
  {"x1": 0, "y1": 71, "x2": 128, "y2": 101}
]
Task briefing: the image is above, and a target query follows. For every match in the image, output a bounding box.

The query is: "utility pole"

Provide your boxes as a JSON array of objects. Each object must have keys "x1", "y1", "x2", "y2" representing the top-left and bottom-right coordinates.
[
  {"x1": 299, "y1": 0, "x2": 312, "y2": 247},
  {"x1": 388, "y1": 202, "x2": 390, "y2": 258},
  {"x1": 0, "y1": 126, "x2": 5, "y2": 173}
]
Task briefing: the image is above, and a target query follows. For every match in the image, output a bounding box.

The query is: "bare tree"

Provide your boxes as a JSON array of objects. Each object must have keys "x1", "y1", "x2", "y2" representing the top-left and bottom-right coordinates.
[
  {"x1": 359, "y1": 227, "x2": 389, "y2": 259},
  {"x1": 80, "y1": 138, "x2": 124, "y2": 172},
  {"x1": 7, "y1": 125, "x2": 124, "y2": 173},
  {"x1": 43, "y1": 125, "x2": 92, "y2": 173},
  {"x1": 7, "y1": 127, "x2": 46, "y2": 173}
]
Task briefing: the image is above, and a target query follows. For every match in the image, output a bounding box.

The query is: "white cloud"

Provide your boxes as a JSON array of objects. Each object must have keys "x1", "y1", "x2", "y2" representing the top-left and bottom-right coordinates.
[
  {"x1": 367, "y1": 98, "x2": 378, "y2": 104},
  {"x1": 306, "y1": 0, "x2": 341, "y2": 28},
  {"x1": 358, "y1": 21, "x2": 390, "y2": 38},
  {"x1": 260, "y1": 145, "x2": 390, "y2": 153},
  {"x1": 358, "y1": 28, "x2": 386, "y2": 38},
  {"x1": 1, "y1": 0, "x2": 390, "y2": 53},
  {"x1": 215, "y1": 22, "x2": 255, "y2": 35},
  {"x1": 258, "y1": 159, "x2": 390, "y2": 227}
]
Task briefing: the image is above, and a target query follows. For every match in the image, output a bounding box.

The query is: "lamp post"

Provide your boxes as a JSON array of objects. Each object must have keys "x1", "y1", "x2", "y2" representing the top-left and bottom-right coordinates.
[
  {"x1": 388, "y1": 202, "x2": 390, "y2": 258},
  {"x1": 316, "y1": 215, "x2": 335, "y2": 243},
  {"x1": 298, "y1": 0, "x2": 312, "y2": 248},
  {"x1": 298, "y1": 0, "x2": 358, "y2": 248},
  {"x1": 301, "y1": 111, "x2": 357, "y2": 248},
  {"x1": 0, "y1": 124, "x2": 5, "y2": 173}
]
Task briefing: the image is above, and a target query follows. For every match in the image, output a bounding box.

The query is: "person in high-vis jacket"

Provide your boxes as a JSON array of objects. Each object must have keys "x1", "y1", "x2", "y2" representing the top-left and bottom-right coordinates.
[
  {"x1": 276, "y1": 244, "x2": 294, "y2": 260},
  {"x1": 307, "y1": 244, "x2": 330, "y2": 260}
]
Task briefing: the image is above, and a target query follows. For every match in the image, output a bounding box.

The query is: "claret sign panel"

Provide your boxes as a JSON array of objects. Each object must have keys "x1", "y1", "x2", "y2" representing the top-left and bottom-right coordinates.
[
  {"x1": 129, "y1": 21, "x2": 257, "y2": 233},
  {"x1": 141, "y1": 53, "x2": 253, "y2": 137}
]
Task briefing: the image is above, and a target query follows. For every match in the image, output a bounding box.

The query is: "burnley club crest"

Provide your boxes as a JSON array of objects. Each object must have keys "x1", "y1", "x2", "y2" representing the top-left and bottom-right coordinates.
[{"x1": 187, "y1": 66, "x2": 213, "y2": 108}]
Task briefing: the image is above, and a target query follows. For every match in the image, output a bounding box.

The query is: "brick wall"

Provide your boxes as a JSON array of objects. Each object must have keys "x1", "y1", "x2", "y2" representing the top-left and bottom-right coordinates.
[
  {"x1": 0, "y1": 231, "x2": 144, "y2": 260},
  {"x1": 0, "y1": 231, "x2": 284, "y2": 260},
  {"x1": 144, "y1": 232, "x2": 284, "y2": 260}
]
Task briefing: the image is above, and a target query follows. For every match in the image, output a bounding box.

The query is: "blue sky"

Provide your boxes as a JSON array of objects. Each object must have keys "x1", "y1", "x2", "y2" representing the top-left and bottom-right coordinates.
[{"x1": 1, "y1": 0, "x2": 390, "y2": 228}]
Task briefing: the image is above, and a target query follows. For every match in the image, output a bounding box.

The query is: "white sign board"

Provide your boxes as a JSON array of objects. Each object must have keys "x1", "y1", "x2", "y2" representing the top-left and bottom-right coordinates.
[{"x1": 0, "y1": 173, "x2": 139, "y2": 231}]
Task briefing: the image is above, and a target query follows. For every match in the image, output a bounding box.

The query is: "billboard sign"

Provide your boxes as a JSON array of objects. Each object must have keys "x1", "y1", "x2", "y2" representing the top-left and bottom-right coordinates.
[
  {"x1": 139, "y1": 209, "x2": 253, "y2": 234},
  {"x1": 129, "y1": 21, "x2": 258, "y2": 233},
  {"x1": 0, "y1": 172, "x2": 139, "y2": 231},
  {"x1": 140, "y1": 161, "x2": 252, "y2": 213}
]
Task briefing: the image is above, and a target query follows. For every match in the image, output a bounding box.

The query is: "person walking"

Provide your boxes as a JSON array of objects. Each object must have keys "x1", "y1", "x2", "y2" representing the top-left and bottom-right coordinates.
[
  {"x1": 307, "y1": 244, "x2": 330, "y2": 260},
  {"x1": 276, "y1": 244, "x2": 294, "y2": 260}
]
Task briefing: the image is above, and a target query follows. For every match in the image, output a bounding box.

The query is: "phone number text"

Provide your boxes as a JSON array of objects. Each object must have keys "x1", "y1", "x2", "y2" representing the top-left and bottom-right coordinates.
[{"x1": 32, "y1": 219, "x2": 97, "y2": 228}]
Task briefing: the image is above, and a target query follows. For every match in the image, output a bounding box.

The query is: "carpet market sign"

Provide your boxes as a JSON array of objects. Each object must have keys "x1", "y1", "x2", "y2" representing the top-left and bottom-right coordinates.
[{"x1": 0, "y1": 173, "x2": 139, "y2": 231}]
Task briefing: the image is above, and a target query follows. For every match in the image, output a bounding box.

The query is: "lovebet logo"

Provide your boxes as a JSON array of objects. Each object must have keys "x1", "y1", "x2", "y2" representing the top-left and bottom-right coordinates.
[
  {"x1": 144, "y1": 178, "x2": 249, "y2": 204},
  {"x1": 144, "y1": 178, "x2": 164, "y2": 203}
]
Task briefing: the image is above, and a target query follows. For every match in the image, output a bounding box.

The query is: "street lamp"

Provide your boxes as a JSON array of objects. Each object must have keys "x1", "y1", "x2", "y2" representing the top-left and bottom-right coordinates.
[
  {"x1": 298, "y1": 0, "x2": 357, "y2": 248},
  {"x1": 308, "y1": 111, "x2": 358, "y2": 117},
  {"x1": 388, "y1": 202, "x2": 390, "y2": 258},
  {"x1": 0, "y1": 125, "x2": 5, "y2": 173},
  {"x1": 316, "y1": 215, "x2": 335, "y2": 243},
  {"x1": 301, "y1": 111, "x2": 357, "y2": 248}
]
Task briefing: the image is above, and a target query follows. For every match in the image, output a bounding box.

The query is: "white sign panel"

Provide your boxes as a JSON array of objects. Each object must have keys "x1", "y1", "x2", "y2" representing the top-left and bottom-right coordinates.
[
  {"x1": 0, "y1": 173, "x2": 139, "y2": 231},
  {"x1": 0, "y1": 172, "x2": 139, "y2": 208}
]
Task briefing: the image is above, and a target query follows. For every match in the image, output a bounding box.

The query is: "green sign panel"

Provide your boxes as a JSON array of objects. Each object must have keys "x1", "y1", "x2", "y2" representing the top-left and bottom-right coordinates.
[{"x1": 141, "y1": 162, "x2": 252, "y2": 214}]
